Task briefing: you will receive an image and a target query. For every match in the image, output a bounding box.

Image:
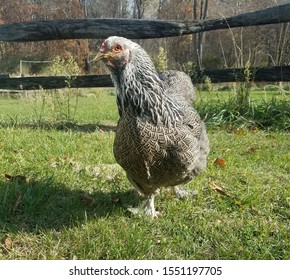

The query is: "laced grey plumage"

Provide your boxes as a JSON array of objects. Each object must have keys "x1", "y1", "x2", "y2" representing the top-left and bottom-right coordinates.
[
  {"x1": 109, "y1": 39, "x2": 183, "y2": 126},
  {"x1": 94, "y1": 36, "x2": 209, "y2": 217}
]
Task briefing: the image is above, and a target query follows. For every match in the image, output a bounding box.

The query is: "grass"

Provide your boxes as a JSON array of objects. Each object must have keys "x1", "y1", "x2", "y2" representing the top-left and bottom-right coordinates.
[
  {"x1": 0, "y1": 87, "x2": 289, "y2": 260},
  {"x1": 196, "y1": 86, "x2": 290, "y2": 130}
]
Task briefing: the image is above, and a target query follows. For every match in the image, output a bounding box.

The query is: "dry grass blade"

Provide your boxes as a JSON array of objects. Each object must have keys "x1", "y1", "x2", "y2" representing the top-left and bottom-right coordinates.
[
  {"x1": 208, "y1": 182, "x2": 231, "y2": 197},
  {"x1": 13, "y1": 194, "x2": 22, "y2": 213}
]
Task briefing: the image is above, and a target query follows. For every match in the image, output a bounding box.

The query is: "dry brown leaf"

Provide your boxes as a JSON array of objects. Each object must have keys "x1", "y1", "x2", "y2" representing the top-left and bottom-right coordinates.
[
  {"x1": 4, "y1": 236, "x2": 12, "y2": 250},
  {"x1": 209, "y1": 182, "x2": 231, "y2": 197},
  {"x1": 79, "y1": 193, "x2": 96, "y2": 207},
  {"x1": 251, "y1": 127, "x2": 259, "y2": 133},
  {"x1": 4, "y1": 174, "x2": 12, "y2": 180},
  {"x1": 247, "y1": 147, "x2": 257, "y2": 154},
  {"x1": 213, "y1": 158, "x2": 227, "y2": 167},
  {"x1": 234, "y1": 129, "x2": 247, "y2": 136},
  {"x1": 4, "y1": 174, "x2": 27, "y2": 183}
]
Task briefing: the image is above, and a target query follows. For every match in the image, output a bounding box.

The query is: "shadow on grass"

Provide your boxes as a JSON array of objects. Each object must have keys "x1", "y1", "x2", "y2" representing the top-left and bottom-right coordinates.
[
  {"x1": 0, "y1": 177, "x2": 139, "y2": 234},
  {"x1": 0, "y1": 121, "x2": 116, "y2": 133}
]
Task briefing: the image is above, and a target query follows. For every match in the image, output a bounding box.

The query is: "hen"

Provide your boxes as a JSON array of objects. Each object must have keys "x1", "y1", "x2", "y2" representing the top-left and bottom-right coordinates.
[{"x1": 92, "y1": 36, "x2": 209, "y2": 217}]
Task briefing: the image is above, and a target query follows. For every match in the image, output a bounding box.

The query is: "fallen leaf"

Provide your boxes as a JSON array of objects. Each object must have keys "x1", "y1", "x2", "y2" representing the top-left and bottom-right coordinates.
[
  {"x1": 4, "y1": 236, "x2": 12, "y2": 250},
  {"x1": 69, "y1": 160, "x2": 83, "y2": 173},
  {"x1": 50, "y1": 161, "x2": 58, "y2": 168},
  {"x1": 111, "y1": 197, "x2": 120, "y2": 204},
  {"x1": 208, "y1": 182, "x2": 231, "y2": 197},
  {"x1": 235, "y1": 200, "x2": 242, "y2": 207},
  {"x1": 213, "y1": 158, "x2": 227, "y2": 167},
  {"x1": 4, "y1": 174, "x2": 27, "y2": 183},
  {"x1": 250, "y1": 205, "x2": 259, "y2": 215},
  {"x1": 251, "y1": 127, "x2": 259, "y2": 133},
  {"x1": 79, "y1": 193, "x2": 96, "y2": 207},
  {"x1": 13, "y1": 194, "x2": 22, "y2": 213},
  {"x1": 247, "y1": 147, "x2": 257, "y2": 154},
  {"x1": 4, "y1": 174, "x2": 12, "y2": 180},
  {"x1": 234, "y1": 129, "x2": 247, "y2": 136}
]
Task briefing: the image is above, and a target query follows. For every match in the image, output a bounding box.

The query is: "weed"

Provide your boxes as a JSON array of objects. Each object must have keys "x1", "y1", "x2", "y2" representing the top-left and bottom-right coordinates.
[
  {"x1": 196, "y1": 73, "x2": 290, "y2": 130},
  {"x1": 32, "y1": 56, "x2": 81, "y2": 123},
  {"x1": 153, "y1": 47, "x2": 168, "y2": 72},
  {"x1": 203, "y1": 76, "x2": 213, "y2": 92},
  {"x1": 235, "y1": 62, "x2": 252, "y2": 110}
]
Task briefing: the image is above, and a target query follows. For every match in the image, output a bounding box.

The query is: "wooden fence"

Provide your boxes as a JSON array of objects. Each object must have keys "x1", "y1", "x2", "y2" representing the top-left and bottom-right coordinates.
[{"x1": 0, "y1": 3, "x2": 290, "y2": 90}]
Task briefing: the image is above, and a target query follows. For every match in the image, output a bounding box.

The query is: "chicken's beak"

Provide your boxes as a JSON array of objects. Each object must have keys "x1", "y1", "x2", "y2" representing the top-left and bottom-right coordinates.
[{"x1": 89, "y1": 52, "x2": 112, "y2": 64}]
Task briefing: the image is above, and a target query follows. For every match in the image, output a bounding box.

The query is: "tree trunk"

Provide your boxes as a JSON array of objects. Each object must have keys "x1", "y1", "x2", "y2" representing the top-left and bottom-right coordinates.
[{"x1": 192, "y1": 0, "x2": 209, "y2": 70}]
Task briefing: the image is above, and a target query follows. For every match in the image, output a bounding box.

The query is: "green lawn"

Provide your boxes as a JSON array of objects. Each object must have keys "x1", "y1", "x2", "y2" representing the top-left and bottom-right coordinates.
[{"x1": 0, "y1": 88, "x2": 289, "y2": 259}]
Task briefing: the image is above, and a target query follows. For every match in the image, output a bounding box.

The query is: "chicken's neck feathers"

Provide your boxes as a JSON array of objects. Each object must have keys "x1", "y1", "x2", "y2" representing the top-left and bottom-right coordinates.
[{"x1": 110, "y1": 54, "x2": 182, "y2": 126}]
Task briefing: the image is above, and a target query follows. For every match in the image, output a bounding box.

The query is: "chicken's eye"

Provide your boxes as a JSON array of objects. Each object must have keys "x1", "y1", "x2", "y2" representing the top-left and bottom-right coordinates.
[{"x1": 113, "y1": 44, "x2": 123, "y2": 52}]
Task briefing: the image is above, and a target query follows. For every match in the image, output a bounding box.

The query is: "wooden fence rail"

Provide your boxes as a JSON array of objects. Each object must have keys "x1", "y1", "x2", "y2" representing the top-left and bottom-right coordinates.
[
  {"x1": 0, "y1": 4, "x2": 289, "y2": 42},
  {"x1": 0, "y1": 4, "x2": 290, "y2": 89},
  {"x1": 1, "y1": 66, "x2": 289, "y2": 91}
]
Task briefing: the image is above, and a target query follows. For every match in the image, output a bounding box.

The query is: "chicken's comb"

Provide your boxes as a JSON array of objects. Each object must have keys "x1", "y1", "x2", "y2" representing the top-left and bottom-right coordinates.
[{"x1": 99, "y1": 41, "x2": 107, "y2": 53}]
